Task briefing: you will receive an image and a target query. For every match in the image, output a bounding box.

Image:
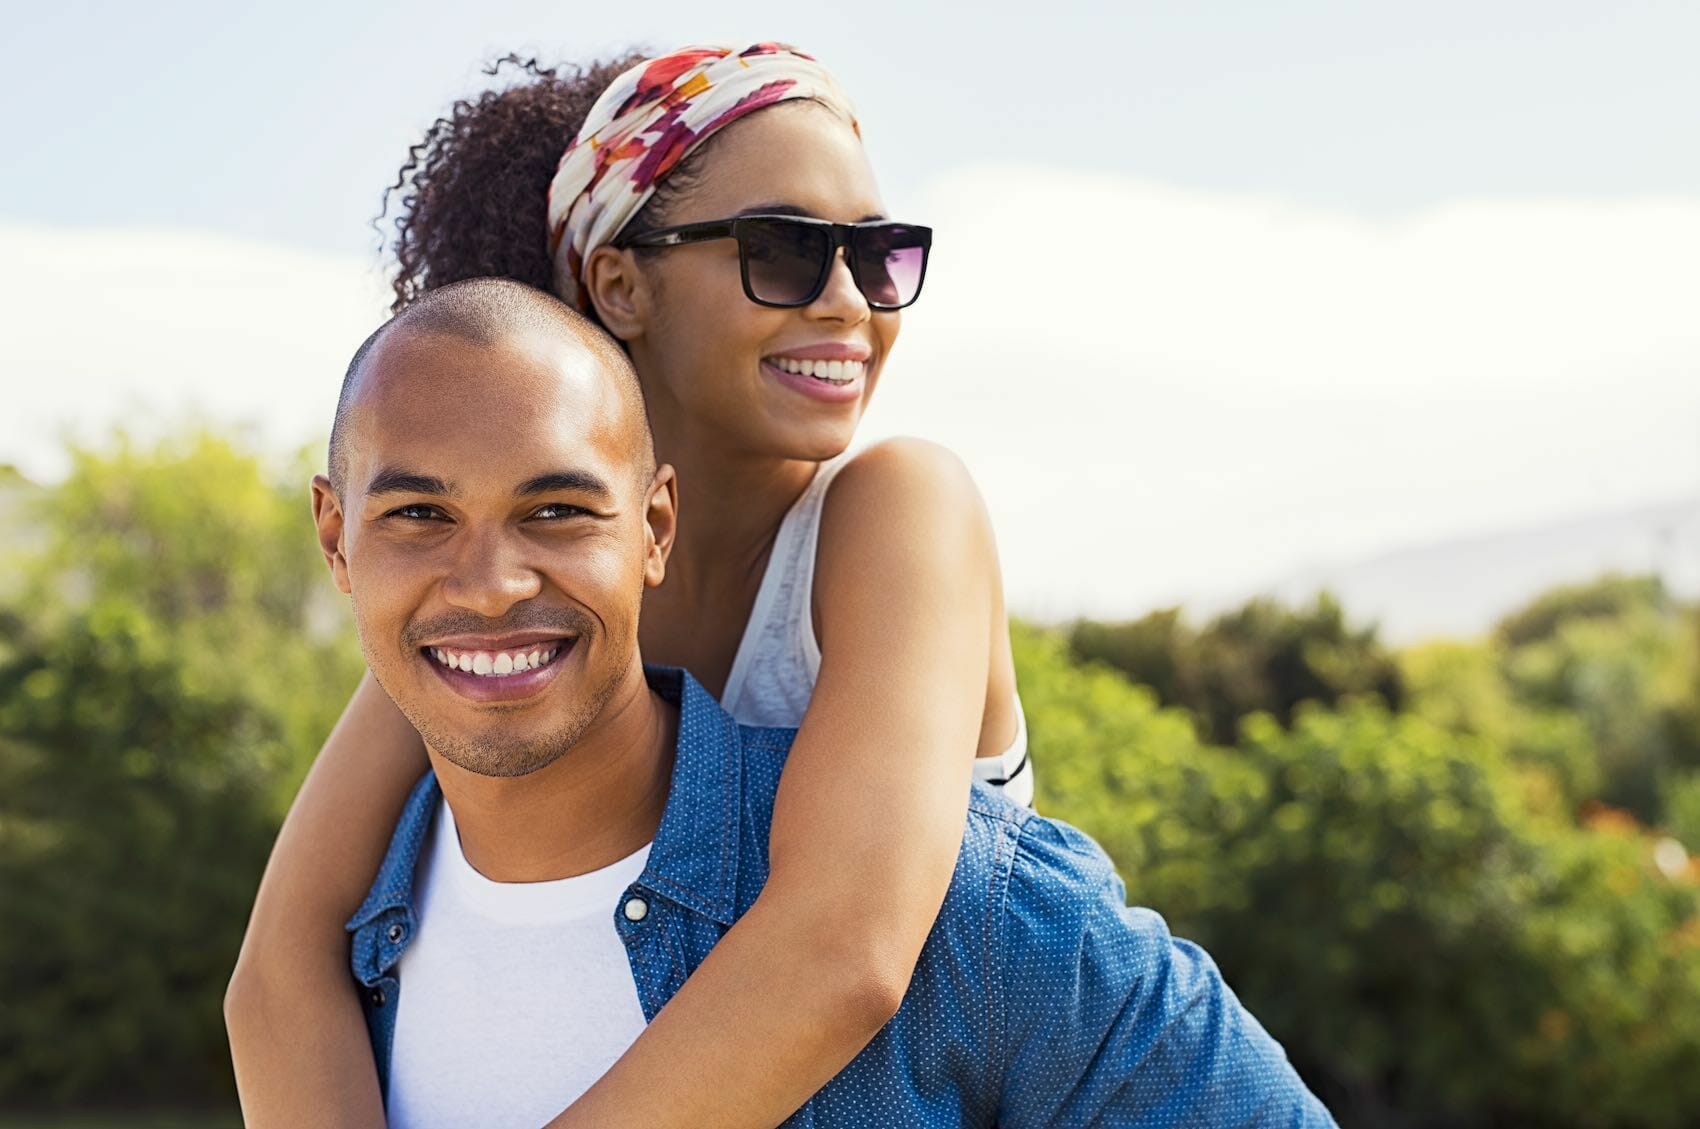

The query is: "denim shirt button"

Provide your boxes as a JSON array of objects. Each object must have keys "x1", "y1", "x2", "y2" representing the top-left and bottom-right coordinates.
[
  {"x1": 370, "y1": 986, "x2": 386, "y2": 1007},
  {"x1": 623, "y1": 896, "x2": 649, "y2": 922},
  {"x1": 387, "y1": 922, "x2": 406, "y2": 943}
]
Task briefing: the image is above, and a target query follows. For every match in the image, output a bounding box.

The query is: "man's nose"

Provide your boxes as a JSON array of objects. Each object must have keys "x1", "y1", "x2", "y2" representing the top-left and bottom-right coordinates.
[{"x1": 440, "y1": 528, "x2": 543, "y2": 617}]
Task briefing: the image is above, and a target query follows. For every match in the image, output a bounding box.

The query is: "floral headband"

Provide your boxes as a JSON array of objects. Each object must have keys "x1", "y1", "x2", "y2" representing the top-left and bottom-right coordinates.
[{"x1": 545, "y1": 43, "x2": 859, "y2": 312}]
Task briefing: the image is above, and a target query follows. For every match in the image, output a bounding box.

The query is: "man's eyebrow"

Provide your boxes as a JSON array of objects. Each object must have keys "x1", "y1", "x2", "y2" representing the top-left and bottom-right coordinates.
[
  {"x1": 366, "y1": 468, "x2": 453, "y2": 497},
  {"x1": 515, "y1": 470, "x2": 616, "y2": 501},
  {"x1": 736, "y1": 203, "x2": 888, "y2": 223}
]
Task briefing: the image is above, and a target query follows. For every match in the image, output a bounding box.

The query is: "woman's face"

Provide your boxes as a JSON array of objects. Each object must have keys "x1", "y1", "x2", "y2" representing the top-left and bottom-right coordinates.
[{"x1": 615, "y1": 103, "x2": 902, "y2": 463}]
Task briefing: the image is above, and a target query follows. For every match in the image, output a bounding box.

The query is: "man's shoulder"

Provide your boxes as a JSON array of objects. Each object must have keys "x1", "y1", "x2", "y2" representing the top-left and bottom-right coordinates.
[
  {"x1": 963, "y1": 784, "x2": 1116, "y2": 892},
  {"x1": 737, "y1": 721, "x2": 798, "y2": 758},
  {"x1": 348, "y1": 771, "x2": 440, "y2": 935},
  {"x1": 727, "y1": 721, "x2": 795, "y2": 836},
  {"x1": 950, "y1": 789, "x2": 1184, "y2": 981}
]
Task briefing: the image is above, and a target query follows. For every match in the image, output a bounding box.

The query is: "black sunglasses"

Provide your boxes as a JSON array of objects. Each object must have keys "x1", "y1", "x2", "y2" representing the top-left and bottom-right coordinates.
[{"x1": 615, "y1": 214, "x2": 932, "y2": 310}]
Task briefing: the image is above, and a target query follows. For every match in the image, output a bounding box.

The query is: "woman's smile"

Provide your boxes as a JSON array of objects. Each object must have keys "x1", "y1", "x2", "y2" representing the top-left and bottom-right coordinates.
[{"x1": 760, "y1": 357, "x2": 866, "y2": 403}]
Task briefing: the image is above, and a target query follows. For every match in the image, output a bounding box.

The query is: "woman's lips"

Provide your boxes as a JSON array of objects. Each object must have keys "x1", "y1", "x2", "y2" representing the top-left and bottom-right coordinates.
[
  {"x1": 764, "y1": 342, "x2": 873, "y2": 363},
  {"x1": 761, "y1": 358, "x2": 864, "y2": 404},
  {"x1": 423, "y1": 637, "x2": 577, "y2": 703}
]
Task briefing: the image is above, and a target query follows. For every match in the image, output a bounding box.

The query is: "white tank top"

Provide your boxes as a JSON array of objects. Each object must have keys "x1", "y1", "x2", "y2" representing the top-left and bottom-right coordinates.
[{"x1": 718, "y1": 455, "x2": 1034, "y2": 806}]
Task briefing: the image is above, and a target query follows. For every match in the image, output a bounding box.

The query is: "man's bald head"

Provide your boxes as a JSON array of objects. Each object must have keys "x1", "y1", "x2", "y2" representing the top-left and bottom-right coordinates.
[{"x1": 328, "y1": 278, "x2": 652, "y2": 497}]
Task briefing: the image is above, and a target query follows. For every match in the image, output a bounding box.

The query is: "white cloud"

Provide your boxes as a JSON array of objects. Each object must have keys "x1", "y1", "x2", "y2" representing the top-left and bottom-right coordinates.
[
  {"x1": 858, "y1": 167, "x2": 1700, "y2": 618},
  {"x1": 0, "y1": 224, "x2": 390, "y2": 479},
  {"x1": 5, "y1": 171, "x2": 1698, "y2": 624}
]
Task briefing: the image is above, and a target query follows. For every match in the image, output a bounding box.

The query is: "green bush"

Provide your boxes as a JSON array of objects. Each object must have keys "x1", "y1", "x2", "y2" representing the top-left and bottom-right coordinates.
[
  {"x1": 1495, "y1": 575, "x2": 1669, "y2": 650},
  {"x1": 1019, "y1": 625, "x2": 1700, "y2": 1128},
  {"x1": 1662, "y1": 771, "x2": 1700, "y2": 854},
  {"x1": 1497, "y1": 579, "x2": 1700, "y2": 821},
  {"x1": 0, "y1": 433, "x2": 362, "y2": 1106},
  {"x1": 1401, "y1": 639, "x2": 1599, "y2": 815},
  {"x1": 1068, "y1": 592, "x2": 1404, "y2": 745}
]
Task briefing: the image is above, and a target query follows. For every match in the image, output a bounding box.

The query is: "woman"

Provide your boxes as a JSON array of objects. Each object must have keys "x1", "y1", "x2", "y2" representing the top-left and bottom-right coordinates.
[{"x1": 227, "y1": 43, "x2": 1034, "y2": 1127}]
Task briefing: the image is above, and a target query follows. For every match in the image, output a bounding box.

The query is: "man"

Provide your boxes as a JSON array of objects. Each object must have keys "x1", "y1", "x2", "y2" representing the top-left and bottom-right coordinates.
[{"x1": 315, "y1": 278, "x2": 1335, "y2": 1127}]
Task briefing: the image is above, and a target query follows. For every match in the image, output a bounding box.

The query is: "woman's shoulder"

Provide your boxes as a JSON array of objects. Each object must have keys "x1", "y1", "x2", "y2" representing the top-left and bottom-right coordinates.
[
  {"x1": 825, "y1": 437, "x2": 989, "y2": 525},
  {"x1": 813, "y1": 436, "x2": 999, "y2": 602}
]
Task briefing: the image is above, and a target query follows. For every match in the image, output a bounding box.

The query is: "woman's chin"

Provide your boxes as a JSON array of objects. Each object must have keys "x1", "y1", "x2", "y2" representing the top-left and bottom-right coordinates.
[{"x1": 771, "y1": 413, "x2": 862, "y2": 463}]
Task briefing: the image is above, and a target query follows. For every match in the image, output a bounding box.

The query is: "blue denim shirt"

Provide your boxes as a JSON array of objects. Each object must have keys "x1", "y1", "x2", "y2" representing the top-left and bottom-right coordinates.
[{"x1": 349, "y1": 667, "x2": 1335, "y2": 1127}]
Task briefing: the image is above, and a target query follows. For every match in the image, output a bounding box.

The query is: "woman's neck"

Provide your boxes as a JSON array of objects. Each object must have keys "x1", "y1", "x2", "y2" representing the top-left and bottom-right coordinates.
[{"x1": 649, "y1": 412, "x2": 823, "y2": 591}]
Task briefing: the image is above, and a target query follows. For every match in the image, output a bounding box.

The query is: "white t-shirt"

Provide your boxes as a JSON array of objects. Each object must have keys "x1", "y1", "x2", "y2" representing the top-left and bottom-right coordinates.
[{"x1": 387, "y1": 799, "x2": 653, "y2": 1129}]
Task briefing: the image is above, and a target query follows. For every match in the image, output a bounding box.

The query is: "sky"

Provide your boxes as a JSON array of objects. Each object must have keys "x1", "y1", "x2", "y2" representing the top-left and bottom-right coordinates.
[{"x1": 3, "y1": 1, "x2": 1698, "y2": 626}]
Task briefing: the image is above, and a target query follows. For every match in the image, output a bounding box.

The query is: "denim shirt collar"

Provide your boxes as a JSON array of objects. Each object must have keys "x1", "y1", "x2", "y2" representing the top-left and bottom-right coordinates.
[
  {"x1": 348, "y1": 664, "x2": 744, "y2": 960},
  {"x1": 624, "y1": 664, "x2": 744, "y2": 926}
]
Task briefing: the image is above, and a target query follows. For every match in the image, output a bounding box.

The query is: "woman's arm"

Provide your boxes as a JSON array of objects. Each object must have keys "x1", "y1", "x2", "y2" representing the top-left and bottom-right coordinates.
[
  {"x1": 225, "y1": 670, "x2": 430, "y2": 1129},
  {"x1": 551, "y1": 438, "x2": 1000, "y2": 1128}
]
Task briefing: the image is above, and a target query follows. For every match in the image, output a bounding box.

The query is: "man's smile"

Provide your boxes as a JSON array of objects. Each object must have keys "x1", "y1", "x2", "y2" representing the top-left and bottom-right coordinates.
[{"x1": 421, "y1": 635, "x2": 579, "y2": 703}]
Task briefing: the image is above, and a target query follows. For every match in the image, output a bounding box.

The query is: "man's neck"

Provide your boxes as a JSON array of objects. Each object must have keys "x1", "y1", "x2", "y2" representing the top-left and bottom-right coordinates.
[{"x1": 426, "y1": 666, "x2": 677, "y2": 883}]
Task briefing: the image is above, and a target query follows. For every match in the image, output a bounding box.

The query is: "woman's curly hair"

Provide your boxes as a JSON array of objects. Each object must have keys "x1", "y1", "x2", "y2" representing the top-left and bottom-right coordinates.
[{"x1": 379, "y1": 53, "x2": 649, "y2": 314}]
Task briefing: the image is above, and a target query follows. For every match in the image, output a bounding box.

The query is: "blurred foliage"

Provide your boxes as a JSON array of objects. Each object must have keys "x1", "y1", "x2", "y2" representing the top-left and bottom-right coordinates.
[
  {"x1": 1400, "y1": 639, "x2": 1601, "y2": 816},
  {"x1": 0, "y1": 433, "x2": 362, "y2": 1107},
  {"x1": 1023, "y1": 572, "x2": 1700, "y2": 1129},
  {"x1": 1068, "y1": 593, "x2": 1405, "y2": 744},
  {"x1": 1495, "y1": 575, "x2": 1671, "y2": 650},
  {"x1": 1495, "y1": 578, "x2": 1700, "y2": 821},
  {"x1": 1665, "y1": 772, "x2": 1700, "y2": 857},
  {"x1": 4, "y1": 427, "x2": 1700, "y2": 1128}
]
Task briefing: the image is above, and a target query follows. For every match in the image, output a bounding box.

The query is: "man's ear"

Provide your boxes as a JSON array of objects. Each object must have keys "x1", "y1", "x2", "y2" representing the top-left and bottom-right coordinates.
[
  {"x1": 642, "y1": 463, "x2": 678, "y2": 589},
  {"x1": 310, "y1": 475, "x2": 352, "y2": 595},
  {"x1": 584, "y1": 244, "x2": 650, "y2": 342}
]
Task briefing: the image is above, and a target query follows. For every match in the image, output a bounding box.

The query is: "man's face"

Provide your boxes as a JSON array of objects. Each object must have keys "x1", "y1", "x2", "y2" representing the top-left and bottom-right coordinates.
[{"x1": 313, "y1": 328, "x2": 673, "y2": 777}]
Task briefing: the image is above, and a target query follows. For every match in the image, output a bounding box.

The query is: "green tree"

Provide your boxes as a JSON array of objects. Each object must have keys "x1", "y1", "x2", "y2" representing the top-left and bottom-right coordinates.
[
  {"x1": 1497, "y1": 577, "x2": 1700, "y2": 821},
  {"x1": 1660, "y1": 771, "x2": 1700, "y2": 853},
  {"x1": 1495, "y1": 575, "x2": 1669, "y2": 650},
  {"x1": 1068, "y1": 592, "x2": 1404, "y2": 744},
  {"x1": 0, "y1": 432, "x2": 362, "y2": 1106},
  {"x1": 1020, "y1": 624, "x2": 1700, "y2": 1128},
  {"x1": 1401, "y1": 639, "x2": 1599, "y2": 815}
]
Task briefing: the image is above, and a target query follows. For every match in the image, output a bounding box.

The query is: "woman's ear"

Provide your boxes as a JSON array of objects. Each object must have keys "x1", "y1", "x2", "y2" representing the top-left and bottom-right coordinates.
[
  {"x1": 642, "y1": 463, "x2": 678, "y2": 589},
  {"x1": 584, "y1": 244, "x2": 649, "y2": 342}
]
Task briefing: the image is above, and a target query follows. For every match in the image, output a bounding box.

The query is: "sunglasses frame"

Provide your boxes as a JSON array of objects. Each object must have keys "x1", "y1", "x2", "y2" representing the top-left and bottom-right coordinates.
[{"x1": 615, "y1": 214, "x2": 933, "y2": 311}]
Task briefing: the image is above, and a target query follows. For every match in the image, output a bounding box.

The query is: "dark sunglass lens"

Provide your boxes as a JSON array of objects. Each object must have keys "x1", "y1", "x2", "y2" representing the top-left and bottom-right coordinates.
[
  {"x1": 851, "y1": 225, "x2": 929, "y2": 308},
  {"x1": 740, "y1": 219, "x2": 833, "y2": 305}
]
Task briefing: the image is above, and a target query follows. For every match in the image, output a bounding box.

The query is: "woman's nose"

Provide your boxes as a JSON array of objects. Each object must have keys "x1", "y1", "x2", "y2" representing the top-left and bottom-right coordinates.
[{"x1": 808, "y1": 248, "x2": 871, "y2": 324}]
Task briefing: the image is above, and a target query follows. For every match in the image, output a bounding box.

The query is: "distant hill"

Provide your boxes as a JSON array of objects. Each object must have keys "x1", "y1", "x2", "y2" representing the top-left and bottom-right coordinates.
[{"x1": 1263, "y1": 495, "x2": 1700, "y2": 644}]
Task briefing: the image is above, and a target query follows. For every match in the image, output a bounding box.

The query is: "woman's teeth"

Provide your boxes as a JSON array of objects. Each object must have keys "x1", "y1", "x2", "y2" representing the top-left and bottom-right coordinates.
[
  {"x1": 430, "y1": 645, "x2": 560, "y2": 677},
  {"x1": 770, "y1": 357, "x2": 865, "y2": 384}
]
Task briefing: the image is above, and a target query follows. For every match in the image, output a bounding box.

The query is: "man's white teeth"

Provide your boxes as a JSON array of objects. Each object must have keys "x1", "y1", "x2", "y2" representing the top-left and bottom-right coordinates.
[
  {"x1": 770, "y1": 357, "x2": 865, "y2": 383},
  {"x1": 430, "y1": 645, "x2": 560, "y2": 677}
]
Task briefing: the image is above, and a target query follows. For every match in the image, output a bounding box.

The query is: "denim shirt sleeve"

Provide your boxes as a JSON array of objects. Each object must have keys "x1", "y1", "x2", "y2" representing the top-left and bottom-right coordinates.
[{"x1": 994, "y1": 816, "x2": 1337, "y2": 1128}]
